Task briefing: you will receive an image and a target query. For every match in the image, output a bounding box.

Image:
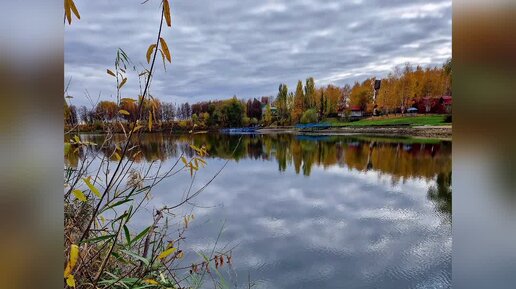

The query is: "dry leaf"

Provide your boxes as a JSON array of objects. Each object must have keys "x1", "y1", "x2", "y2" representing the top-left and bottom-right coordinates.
[
  {"x1": 69, "y1": 0, "x2": 80, "y2": 20},
  {"x1": 118, "y1": 78, "x2": 127, "y2": 89},
  {"x1": 146, "y1": 44, "x2": 157, "y2": 64},
  {"x1": 64, "y1": 0, "x2": 72, "y2": 24},
  {"x1": 163, "y1": 0, "x2": 172, "y2": 27},
  {"x1": 159, "y1": 37, "x2": 171, "y2": 63},
  {"x1": 148, "y1": 111, "x2": 152, "y2": 132}
]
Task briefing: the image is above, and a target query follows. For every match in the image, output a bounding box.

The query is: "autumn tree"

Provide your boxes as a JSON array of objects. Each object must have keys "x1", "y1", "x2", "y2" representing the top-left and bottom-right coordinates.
[
  {"x1": 119, "y1": 98, "x2": 138, "y2": 122},
  {"x1": 319, "y1": 89, "x2": 325, "y2": 120},
  {"x1": 95, "y1": 100, "x2": 118, "y2": 122},
  {"x1": 64, "y1": 101, "x2": 78, "y2": 126},
  {"x1": 291, "y1": 80, "x2": 305, "y2": 123},
  {"x1": 350, "y1": 80, "x2": 373, "y2": 111},
  {"x1": 276, "y1": 83, "x2": 289, "y2": 124},
  {"x1": 324, "y1": 84, "x2": 341, "y2": 116}
]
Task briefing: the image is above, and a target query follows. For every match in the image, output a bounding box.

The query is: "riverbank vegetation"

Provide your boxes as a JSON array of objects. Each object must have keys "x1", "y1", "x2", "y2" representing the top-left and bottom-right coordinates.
[
  {"x1": 64, "y1": 1, "x2": 240, "y2": 288},
  {"x1": 66, "y1": 59, "x2": 452, "y2": 132},
  {"x1": 327, "y1": 115, "x2": 451, "y2": 127}
]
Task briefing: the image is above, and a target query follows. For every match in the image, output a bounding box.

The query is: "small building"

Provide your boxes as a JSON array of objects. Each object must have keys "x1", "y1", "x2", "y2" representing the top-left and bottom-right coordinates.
[
  {"x1": 349, "y1": 105, "x2": 364, "y2": 119},
  {"x1": 261, "y1": 105, "x2": 277, "y2": 117},
  {"x1": 260, "y1": 96, "x2": 277, "y2": 116},
  {"x1": 413, "y1": 96, "x2": 452, "y2": 114},
  {"x1": 440, "y1": 96, "x2": 452, "y2": 113}
]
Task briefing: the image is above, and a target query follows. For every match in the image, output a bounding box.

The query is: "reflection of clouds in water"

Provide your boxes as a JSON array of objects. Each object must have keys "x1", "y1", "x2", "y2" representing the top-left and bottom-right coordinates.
[
  {"x1": 79, "y1": 134, "x2": 451, "y2": 288},
  {"x1": 152, "y1": 157, "x2": 452, "y2": 288}
]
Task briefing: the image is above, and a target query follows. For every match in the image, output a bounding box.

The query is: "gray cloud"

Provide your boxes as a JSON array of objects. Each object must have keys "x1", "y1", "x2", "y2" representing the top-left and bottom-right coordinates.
[{"x1": 65, "y1": 0, "x2": 451, "y2": 107}]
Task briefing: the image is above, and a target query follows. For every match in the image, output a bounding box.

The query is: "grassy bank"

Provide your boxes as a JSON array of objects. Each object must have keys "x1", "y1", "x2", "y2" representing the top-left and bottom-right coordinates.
[{"x1": 327, "y1": 115, "x2": 450, "y2": 127}]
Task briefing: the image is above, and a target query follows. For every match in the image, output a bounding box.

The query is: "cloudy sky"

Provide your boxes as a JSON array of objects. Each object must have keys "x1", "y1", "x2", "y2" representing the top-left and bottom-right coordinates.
[{"x1": 65, "y1": 0, "x2": 451, "y2": 107}]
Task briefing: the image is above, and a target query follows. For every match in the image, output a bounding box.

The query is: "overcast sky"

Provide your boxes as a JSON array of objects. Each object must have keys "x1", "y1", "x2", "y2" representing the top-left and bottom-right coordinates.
[{"x1": 65, "y1": 0, "x2": 451, "y2": 107}]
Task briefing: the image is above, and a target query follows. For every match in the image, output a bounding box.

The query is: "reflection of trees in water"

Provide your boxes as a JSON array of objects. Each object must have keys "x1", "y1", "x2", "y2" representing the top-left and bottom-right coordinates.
[
  {"x1": 427, "y1": 171, "x2": 452, "y2": 221},
  {"x1": 67, "y1": 133, "x2": 451, "y2": 183}
]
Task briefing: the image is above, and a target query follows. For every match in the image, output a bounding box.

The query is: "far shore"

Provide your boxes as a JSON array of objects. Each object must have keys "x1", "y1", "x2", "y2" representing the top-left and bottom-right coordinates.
[
  {"x1": 71, "y1": 125, "x2": 451, "y2": 139},
  {"x1": 257, "y1": 125, "x2": 452, "y2": 139}
]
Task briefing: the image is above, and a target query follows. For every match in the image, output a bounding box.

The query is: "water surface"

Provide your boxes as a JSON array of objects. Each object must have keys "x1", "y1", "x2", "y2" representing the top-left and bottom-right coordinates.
[{"x1": 70, "y1": 133, "x2": 451, "y2": 289}]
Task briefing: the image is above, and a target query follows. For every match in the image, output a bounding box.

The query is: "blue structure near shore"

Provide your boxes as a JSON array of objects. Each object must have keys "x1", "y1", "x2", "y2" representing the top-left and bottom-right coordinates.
[
  {"x1": 220, "y1": 127, "x2": 257, "y2": 134},
  {"x1": 295, "y1": 122, "x2": 332, "y2": 130}
]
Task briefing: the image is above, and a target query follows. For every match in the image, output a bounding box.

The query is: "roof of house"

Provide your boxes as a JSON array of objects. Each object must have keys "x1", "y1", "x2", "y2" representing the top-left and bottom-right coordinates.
[
  {"x1": 441, "y1": 96, "x2": 452, "y2": 105},
  {"x1": 350, "y1": 105, "x2": 363, "y2": 111}
]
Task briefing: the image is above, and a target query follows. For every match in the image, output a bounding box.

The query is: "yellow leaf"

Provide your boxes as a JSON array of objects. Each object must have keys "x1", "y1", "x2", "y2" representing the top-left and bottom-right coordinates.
[
  {"x1": 72, "y1": 189, "x2": 87, "y2": 202},
  {"x1": 181, "y1": 156, "x2": 188, "y2": 166},
  {"x1": 107, "y1": 69, "x2": 116, "y2": 77},
  {"x1": 114, "y1": 152, "x2": 121, "y2": 161},
  {"x1": 146, "y1": 44, "x2": 157, "y2": 64},
  {"x1": 158, "y1": 247, "x2": 176, "y2": 259},
  {"x1": 70, "y1": 244, "x2": 79, "y2": 267},
  {"x1": 144, "y1": 279, "x2": 159, "y2": 285},
  {"x1": 118, "y1": 78, "x2": 127, "y2": 89},
  {"x1": 159, "y1": 37, "x2": 171, "y2": 63},
  {"x1": 119, "y1": 109, "x2": 130, "y2": 115},
  {"x1": 66, "y1": 274, "x2": 76, "y2": 288},
  {"x1": 83, "y1": 177, "x2": 101, "y2": 198},
  {"x1": 163, "y1": 0, "x2": 172, "y2": 27},
  {"x1": 69, "y1": 0, "x2": 80, "y2": 20},
  {"x1": 64, "y1": 244, "x2": 79, "y2": 278},
  {"x1": 197, "y1": 158, "x2": 206, "y2": 166},
  {"x1": 148, "y1": 111, "x2": 152, "y2": 132},
  {"x1": 132, "y1": 125, "x2": 143, "y2": 133},
  {"x1": 158, "y1": 49, "x2": 166, "y2": 66},
  {"x1": 64, "y1": 0, "x2": 72, "y2": 25},
  {"x1": 191, "y1": 161, "x2": 198, "y2": 171}
]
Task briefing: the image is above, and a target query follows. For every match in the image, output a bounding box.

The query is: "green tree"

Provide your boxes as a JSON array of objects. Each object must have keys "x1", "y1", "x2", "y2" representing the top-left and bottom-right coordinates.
[
  {"x1": 304, "y1": 77, "x2": 316, "y2": 109},
  {"x1": 276, "y1": 83, "x2": 289, "y2": 125},
  {"x1": 223, "y1": 97, "x2": 244, "y2": 127},
  {"x1": 319, "y1": 90, "x2": 325, "y2": 120},
  {"x1": 300, "y1": 109, "x2": 318, "y2": 124},
  {"x1": 263, "y1": 104, "x2": 272, "y2": 126}
]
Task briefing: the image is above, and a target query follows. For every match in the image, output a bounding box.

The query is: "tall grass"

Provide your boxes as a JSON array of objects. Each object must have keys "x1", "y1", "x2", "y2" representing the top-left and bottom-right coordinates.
[{"x1": 64, "y1": 2, "x2": 245, "y2": 288}]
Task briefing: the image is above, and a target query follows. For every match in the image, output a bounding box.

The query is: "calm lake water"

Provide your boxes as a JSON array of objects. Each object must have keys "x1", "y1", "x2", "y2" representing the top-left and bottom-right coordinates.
[{"x1": 69, "y1": 133, "x2": 451, "y2": 289}]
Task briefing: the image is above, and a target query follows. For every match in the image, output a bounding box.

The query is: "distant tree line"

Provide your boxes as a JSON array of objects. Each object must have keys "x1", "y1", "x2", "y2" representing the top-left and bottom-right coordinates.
[{"x1": 65, "y1": 59, "x2": 451, "y2": 129}]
